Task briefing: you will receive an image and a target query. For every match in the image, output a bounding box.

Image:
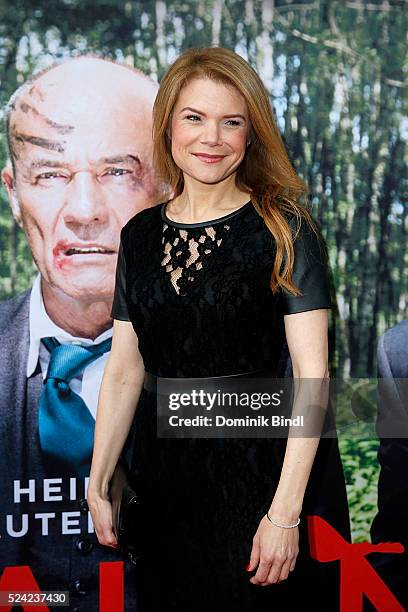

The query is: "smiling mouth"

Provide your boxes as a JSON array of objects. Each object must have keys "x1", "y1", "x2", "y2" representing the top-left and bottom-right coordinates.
[{"x1": 193, "y1": 153, "x2": 226, "y2": 163}]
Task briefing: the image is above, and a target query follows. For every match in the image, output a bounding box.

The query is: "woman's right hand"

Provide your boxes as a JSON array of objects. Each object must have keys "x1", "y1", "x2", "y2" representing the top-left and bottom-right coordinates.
[
  {"x1": 87, "y1": 490, "x2": 118, "y2": 549},
  {"x1": 86, "y1": 321, "x2": 144, "y2": 550}
]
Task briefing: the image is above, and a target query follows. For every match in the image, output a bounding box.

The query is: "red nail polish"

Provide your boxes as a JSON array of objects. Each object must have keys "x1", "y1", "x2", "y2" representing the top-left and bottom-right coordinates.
[{"x1": 245, "y1": 563, "x2": 251, "y2": 571}]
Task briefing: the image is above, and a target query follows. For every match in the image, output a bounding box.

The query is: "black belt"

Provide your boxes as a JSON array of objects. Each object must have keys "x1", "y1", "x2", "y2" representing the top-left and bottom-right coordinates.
[{"x1": 143, "y1": 369, "x2": 274, "y2": 393}]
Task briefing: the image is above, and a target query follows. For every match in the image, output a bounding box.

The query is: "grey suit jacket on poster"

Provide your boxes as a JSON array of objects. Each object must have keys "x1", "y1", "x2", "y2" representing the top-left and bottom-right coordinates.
[{"x1": 0, "y1": 289, "x2": 137, "y2": 612}]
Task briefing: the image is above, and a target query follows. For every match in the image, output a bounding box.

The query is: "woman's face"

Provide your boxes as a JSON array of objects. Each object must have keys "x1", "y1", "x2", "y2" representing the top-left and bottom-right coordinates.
[{"x1": 170, "y1": 77, "x2": 249, "y2": 186}]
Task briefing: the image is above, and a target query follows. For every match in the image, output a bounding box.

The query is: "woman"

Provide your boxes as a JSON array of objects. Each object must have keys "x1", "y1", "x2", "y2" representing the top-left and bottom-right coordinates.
[{"x1": 88, "y1": 47, "x2": 350, "y2": 611}]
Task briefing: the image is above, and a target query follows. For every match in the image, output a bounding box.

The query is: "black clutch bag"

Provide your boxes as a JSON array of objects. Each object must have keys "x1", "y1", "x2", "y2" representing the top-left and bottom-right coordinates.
[{"x1": 109, "y1": 459, "x2": 142, "y2": 565}]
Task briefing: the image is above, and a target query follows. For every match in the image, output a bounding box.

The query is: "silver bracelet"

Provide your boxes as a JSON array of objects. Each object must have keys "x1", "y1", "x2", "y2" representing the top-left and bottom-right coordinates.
[{"x1": 266, "y1": 510, "x2": 300, "y2": 529}]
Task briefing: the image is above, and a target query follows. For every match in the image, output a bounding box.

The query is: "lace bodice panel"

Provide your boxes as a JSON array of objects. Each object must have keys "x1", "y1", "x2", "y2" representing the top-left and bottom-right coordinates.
[{"x1": 161, "y1": 222, "x2": 231, "y2": 296}]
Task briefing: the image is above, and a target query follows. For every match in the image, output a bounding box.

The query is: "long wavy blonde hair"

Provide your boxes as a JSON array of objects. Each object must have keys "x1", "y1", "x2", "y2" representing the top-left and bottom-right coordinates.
[{"x1": 153, "y1": 46, "x2": 318, "y2": 295}]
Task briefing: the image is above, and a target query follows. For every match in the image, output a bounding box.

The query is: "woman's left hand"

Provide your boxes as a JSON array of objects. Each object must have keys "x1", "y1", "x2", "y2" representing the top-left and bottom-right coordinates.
[{"x1": 247, "y1": 515, "x2": 299, "y2": 585}]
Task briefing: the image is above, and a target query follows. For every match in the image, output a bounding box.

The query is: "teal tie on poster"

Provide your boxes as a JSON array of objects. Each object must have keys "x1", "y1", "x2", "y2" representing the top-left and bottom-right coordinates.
[{"x1": 38, "y1": 336, "x2": 112, "y2": 477}]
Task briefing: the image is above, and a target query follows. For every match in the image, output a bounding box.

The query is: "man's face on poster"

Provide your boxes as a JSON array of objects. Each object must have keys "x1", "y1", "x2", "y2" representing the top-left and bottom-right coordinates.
[{"x1": 2, "y1": 61, "x2": 158, "y2": 302}]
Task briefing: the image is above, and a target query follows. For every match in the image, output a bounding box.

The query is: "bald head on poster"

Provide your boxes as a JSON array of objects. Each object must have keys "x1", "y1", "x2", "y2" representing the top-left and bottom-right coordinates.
[
  {"x1": 2, "y1": 56, "x2": 161, "y2": 338},
  {"x1": 0, "y1": 56, "x2": 162, "y2": 609}
]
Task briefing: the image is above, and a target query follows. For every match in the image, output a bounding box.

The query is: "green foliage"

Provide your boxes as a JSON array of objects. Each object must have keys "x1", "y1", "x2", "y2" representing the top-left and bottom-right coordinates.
[{"x1": 339, "y1": 435, "x2": 380, "y2": 542}]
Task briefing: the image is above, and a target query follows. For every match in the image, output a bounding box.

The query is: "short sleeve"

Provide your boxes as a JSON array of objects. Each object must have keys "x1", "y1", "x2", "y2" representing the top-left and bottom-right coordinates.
[
  {"x1": 282, "y1": 217, "x2": 332, "y2": 315},
  {"x1": 110, "y1": 240, "x2": 130, "y2": 321}
]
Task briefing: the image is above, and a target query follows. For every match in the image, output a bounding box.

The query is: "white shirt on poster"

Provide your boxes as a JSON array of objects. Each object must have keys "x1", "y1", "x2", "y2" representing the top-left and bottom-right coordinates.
[{"x1": 26, "y1": 273, "x2": 112, "y2": 420}]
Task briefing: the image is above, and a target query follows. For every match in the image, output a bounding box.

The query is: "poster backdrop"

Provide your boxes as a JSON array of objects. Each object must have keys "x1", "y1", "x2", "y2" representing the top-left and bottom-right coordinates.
[{"x1": 0, "y1": 1, "x2": 407, "y2": 610}]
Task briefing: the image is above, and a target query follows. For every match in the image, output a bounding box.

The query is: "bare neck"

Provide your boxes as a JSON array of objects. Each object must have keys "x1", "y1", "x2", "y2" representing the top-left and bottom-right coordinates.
[
  {"x1": 169, "y1": 174, "x2": 250, "y2": 223},
  {"x1": 41, "y1": 279, "x2": 113, "y2": 340}
]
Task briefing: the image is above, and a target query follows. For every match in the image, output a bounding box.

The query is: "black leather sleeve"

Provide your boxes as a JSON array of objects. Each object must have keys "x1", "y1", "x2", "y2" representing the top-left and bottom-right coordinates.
[
  {"x1": 282, "y1": 217, "x2": 332, "y2": 315},
  {"x1": 110, "y1": 241, "x2": 131, "y2": 321}
]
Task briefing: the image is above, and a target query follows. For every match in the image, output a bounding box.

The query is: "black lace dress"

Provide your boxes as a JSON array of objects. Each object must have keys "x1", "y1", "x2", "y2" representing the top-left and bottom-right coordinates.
[{"x1": 111, "y1": 201, "x2": 350, "y2": 612}]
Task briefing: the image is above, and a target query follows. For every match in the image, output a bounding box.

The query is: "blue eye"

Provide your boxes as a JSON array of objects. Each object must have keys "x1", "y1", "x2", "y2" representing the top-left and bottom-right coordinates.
[
  {"x1": 105, "y1": 168, "x2": 131, "y2": 176},
  {"x1": 98, "y1": 168, "x2": 134, "y2": 185},
  {"x1": 35, "y1": 171, "x2": 69, "y2": 184},
  {"x1": 38, "y1": 172, "x2": 62, "y2": 179},
  {"x1": 185, "y1": 114, "x2": 201, "y2": 121}
]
